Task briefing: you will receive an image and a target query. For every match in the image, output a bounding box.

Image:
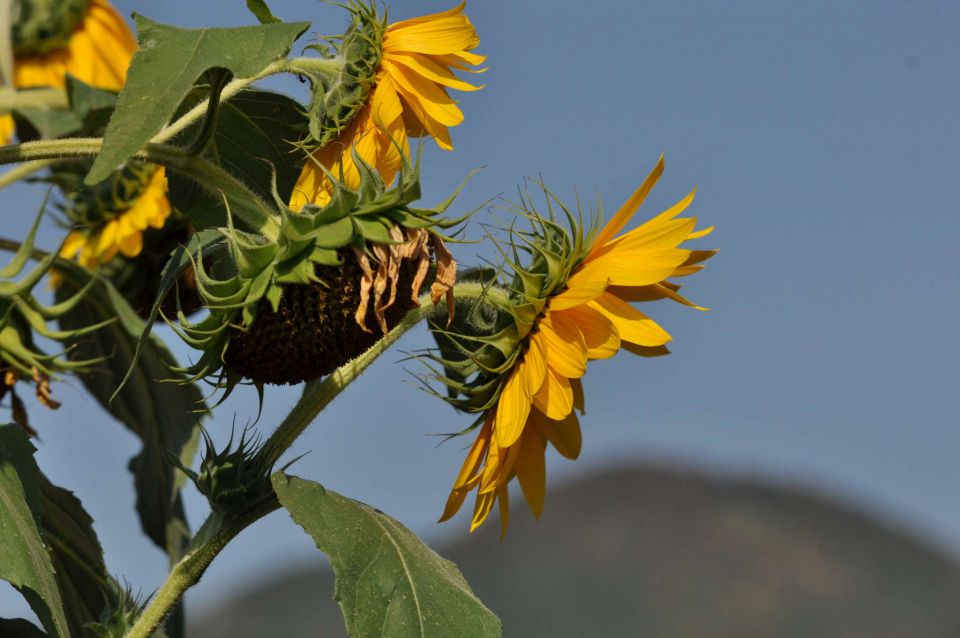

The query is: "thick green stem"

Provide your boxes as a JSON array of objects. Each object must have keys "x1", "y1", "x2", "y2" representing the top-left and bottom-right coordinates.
[{"x1": 125, "y1": 496, "x2": 279, "y2": 638}]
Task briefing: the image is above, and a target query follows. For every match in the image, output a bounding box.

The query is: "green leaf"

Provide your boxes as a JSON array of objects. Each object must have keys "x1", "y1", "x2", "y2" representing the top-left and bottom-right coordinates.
[
  {"x1": 0, "y1": 426, "x2": 70, "y2": 638},
  {"x1": 86, "y1": 15, "x2": 309, "y2": 185},
  {"x1": 272, "y1": 474, "x2": 502, "y2": 638},
  {"x1": 53, "y1": 266, "x2": 202, "y2": 564},
  {"x1": 246, "y1": 0, "x2": 282, "y2": 24},
  {"x1": 38, "y1": 475, "x2": 114, "y2": 636},
  {"x1": 12, "y1": 108, "x2": 81, "y2": 140},
  {"x1": 0, "y1": 619, "x2": 48, "y2": 637},
  {"x1": 167, "y1": 89, "x2": 307, "y2": 230},
  {"x1": 65, "y1": 76, "x2": 117, "y2": 134}
]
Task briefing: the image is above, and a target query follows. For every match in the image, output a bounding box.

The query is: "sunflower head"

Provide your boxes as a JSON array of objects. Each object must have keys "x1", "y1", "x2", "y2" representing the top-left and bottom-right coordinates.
[
  {"x1": 10, "y1": 0, "x2": 90, "y2": 56},
  {"x1": 288, "y1": 1, "x2": 484, "y2": 210},
  {"x1": 425, "y1": 184, "x2": 597, "y2": 418},
  {"x1": 301, "y1": 1, "x2": 386, "y2": 150},
  {"x1": 427, "y1": 158, "x2": 716, "y2": 535},
  {"x1": 1, "y1": 211, "x2": 105, "y2": 435},
  {"x1": 172, "y1": 155, "x2": 466, "y2": 397}
]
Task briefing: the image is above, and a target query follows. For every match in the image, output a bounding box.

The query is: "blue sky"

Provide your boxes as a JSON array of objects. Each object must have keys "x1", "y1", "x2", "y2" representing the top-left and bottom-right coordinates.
[{"x1": 3, "y1": 0, "x2": 960, "y2": 622}]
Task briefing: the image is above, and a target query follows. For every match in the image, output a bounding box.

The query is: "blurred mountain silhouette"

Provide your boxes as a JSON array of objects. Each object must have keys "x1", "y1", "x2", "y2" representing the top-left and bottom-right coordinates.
[{"x1": 191, "y1": 466, "x2": 960, "y2": 637}]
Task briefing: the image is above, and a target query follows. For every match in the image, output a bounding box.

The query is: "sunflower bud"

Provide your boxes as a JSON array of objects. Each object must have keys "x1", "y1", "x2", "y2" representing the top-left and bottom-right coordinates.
[
  {"x1": 172, "y1": 157, "x2": 466, "y2": 396},
  {"x1": 10, "y1": 0, "x2": 90, "y2": 56},
  {"x1": 86, "y1": 586, "x2": 141, "y2": 638},
  {"x1": 298, "y1": 2, "x2": 385, "y2": 150},
  {"x1": 166, "y1": 427, "x2": 274, "y2": 515}
]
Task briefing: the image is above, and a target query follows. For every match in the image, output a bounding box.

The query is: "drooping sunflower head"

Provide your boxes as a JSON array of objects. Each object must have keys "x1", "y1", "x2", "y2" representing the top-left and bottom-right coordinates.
[
  {"x1": 426, "y1": 157, "x2": 716, "y2": 536},
  {"x1": 1, "y1": 211, "x2": 105, "y2": 435},
  {"x1": 172, "y1": 154, "x2": 468, "y2": 398},
  {"x1": 290, "y1": 1, "x2": 485, "y2": 209}
]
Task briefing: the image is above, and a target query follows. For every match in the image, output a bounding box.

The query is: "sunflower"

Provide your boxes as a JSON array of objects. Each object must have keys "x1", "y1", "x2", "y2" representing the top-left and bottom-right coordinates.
[
  {"x1": 1, "y1": 0, "x2": 137, "y2": 143},
  {"x1": 434, "y1": 157, "x2": 716, "y2": 536},
  {"x1": 290, "y1": 1, "x2": 485, "y2": 210},
  {"x1": 58, "y1": 163, "x2": 172, "y2": 269}
]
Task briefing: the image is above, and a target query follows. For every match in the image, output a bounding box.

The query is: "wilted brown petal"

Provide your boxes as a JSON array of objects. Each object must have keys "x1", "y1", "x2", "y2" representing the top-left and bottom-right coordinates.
[
  {"x1": 409, "y1": 229, "x2": 432, "y2": 305},
  {"x1": 353, "y1": 247, "x2": 376, "y2": 333},
  {"x1": 430, "y1": 236, "x2": 457, "y2": 326}
]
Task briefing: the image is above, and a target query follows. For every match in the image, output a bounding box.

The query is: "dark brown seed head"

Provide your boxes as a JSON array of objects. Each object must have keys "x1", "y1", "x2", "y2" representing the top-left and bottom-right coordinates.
[{"x1": 223, "y1": 252, "x2": 419, "y2": 385}]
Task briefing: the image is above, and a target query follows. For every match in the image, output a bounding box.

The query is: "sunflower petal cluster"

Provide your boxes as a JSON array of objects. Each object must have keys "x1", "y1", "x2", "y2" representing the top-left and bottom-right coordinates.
[
  {"x1": 427, "y1": 157, "x2": 715, "y2": 535},
  {"x1": 1, "y1": 212, "x2": 105, "y2": 435},
  {"x1": 58, "y1": 163, "x2": 173, "y2": 269},
  {"x1": 172, "y1": 156, "x2": 466, "y2": 397},
  {"x1": 290, "y1": 1, "x2": 485, "y2": 209},
  {"x1": 1, "y1": 0, "x2": 137, "y2": 143}
]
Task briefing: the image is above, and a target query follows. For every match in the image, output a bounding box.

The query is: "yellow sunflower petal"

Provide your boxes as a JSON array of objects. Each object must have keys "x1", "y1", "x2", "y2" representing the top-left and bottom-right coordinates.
[
  {"x1": 384, "y1": 15, "x2": 480, "y2": 56},
  {"x1": 383, "y1": 59, "x2": 465, "y2": 127},
  {"x1": 516, "y1": 427, "x2": 547, "y2": 519},
  {"x1": 559, "y1": 305, "x2": 621, "y2": 359},
  {"x1": 548, "y1": 276, "x2": 609, "y2": 311},
  {"x1": 439, "y1": 416, "x2": 493, "y2": 522},
  {"x1": 531, "y1": 409, "x2": 583, "y2": 461},
  {"x1": 588, "y1": 292, "x2": 672, "y2": 347},
  {"x1": 532, "y1": 367, "x2": 573, "y2": 421},
  {"x1": 0, "y1": 115, "x2": 15, "y2": 145},
  {"x1": 470, "y1": 490, "x2": 496, "y2": 532},
  {"x1": 59, "y1": 232, "x2": 87, "y2": 260},
  {"x1": 494, "y1": 368, "x2": 532, "y2": 448},
  {"x1": 539, "y1": 314, "x2": 588, "y2": 379},
  {"x1": 387, "y1": 52, "x2": 484, "y2": 92},
  {"x1": 569, "y1": 247, "x2": 690, "y2": 289},
  {"x1": 587, "y1": 155, "x2": 664, "y2": 256},
  {"x1": 520, "y1": 333, "x2": 547, "y2": 398}
]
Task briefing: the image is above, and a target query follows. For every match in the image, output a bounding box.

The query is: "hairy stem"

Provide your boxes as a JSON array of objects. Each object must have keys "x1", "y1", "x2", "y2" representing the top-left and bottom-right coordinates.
[{"x1": 124, "y1": 496, "x2": 279, "y2": 638}]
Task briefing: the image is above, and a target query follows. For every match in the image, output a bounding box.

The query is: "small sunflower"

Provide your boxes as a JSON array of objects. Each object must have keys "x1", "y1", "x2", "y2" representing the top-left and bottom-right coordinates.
[
  {"x1": 431, "y1": 157, "x2": 715, "y2": 536},
  {"x1": 290, "y1": 1, "x2": 485, "y2": 209},
  {"x1": 58, "y1": 163, "x2": 172, "y2": 269},
  {"x1": 1, "y1": 0, "x2": 137, "y2": 142}
]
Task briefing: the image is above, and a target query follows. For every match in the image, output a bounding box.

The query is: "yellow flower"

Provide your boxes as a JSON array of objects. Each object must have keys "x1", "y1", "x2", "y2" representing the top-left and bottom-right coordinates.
[
  {"x1": 60, "y1": 166, "x2": 172, "y2": 269},
  {"x1": 290, "y1": 2, "x2": 485, "y2": 210},
  {"x1": 1, "y1": 0, "x2": 137, "y2": 143},
  {"x1": 438, "y1": 157, "x2": 716, "y2": 536}
]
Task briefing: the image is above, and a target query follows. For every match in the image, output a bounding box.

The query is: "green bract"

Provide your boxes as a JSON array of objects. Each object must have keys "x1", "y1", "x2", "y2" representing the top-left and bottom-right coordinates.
[
  {"x1": 0, "y1": 209, "x2": 104, "y2": 434},
  {"x1": 424, "y1": 186, "x2": 600, "y2": 426},
  {"x1": 171, "y1": 155, "x2": 467, "y2": 396},
  {"x1": 10, "y1": 0, "x2": 89, "y2": 56}
]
